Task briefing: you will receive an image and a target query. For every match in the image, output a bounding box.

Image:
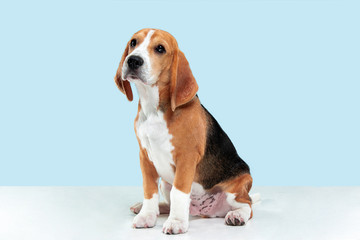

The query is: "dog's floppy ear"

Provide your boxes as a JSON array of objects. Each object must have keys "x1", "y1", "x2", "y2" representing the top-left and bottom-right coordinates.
[
  {"x1": 114, "y1": 42, "x2": 133, "y2": 101},
  {"x1": 170, "y1": 50, "x2": 198, "y2": 111}
]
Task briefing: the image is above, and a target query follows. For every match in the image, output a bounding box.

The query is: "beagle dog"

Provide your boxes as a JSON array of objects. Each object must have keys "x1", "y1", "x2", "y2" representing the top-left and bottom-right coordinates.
[{"x1": 115, "y1": 28, "x2": 255, "y2": 234}]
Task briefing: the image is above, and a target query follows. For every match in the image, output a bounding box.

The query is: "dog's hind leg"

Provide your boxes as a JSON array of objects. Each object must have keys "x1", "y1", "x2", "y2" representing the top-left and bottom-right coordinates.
[
  {"x1": 219, "y1": 173, "x2": 253, "y2": 226},
  {"x1": 130, "y1": 202, "x2": 170, "y2": 214}
]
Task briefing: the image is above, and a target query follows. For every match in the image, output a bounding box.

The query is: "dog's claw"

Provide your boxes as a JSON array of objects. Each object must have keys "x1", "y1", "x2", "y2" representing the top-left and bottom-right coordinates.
[{"x1": 234, "y1": 218, "x2": 240, "y2": 225}]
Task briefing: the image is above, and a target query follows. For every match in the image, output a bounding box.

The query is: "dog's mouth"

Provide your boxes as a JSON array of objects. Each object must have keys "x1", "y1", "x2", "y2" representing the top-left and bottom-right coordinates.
[
  {"x1": 125, "y1": 73, "x2": 140, "y2": 81},
  {"x1": 124, "y1": 72, "x2": 150, "y2": 85},
  {"x1": 124, "y1": 72, "x2": 142, "y2": 82}
]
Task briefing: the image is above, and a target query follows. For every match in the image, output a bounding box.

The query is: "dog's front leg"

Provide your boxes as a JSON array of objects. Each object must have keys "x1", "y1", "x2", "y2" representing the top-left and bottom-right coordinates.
[
  {"x1": 132, "y1": 149, "x2": 159, "y2": 228},
  {"x1": 162, "y1": 158, "x2": 197, "y2": 234}
]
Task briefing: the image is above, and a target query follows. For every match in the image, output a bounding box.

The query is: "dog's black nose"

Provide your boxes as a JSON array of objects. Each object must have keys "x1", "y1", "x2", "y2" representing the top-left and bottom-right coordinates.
[{"x1": 127, "y1": 56, "x2": 144, "y2": 70}]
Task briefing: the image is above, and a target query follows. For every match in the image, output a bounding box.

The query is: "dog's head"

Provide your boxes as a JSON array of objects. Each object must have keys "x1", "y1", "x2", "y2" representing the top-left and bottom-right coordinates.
[{"x1": 114, "y1": 28, "x2": 198, "y2": 111}]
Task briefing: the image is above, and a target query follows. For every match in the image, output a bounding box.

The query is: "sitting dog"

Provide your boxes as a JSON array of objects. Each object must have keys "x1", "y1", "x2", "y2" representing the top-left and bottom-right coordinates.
[{"x1": 115, "y1": 28, "x2": 256, "y2": 234}]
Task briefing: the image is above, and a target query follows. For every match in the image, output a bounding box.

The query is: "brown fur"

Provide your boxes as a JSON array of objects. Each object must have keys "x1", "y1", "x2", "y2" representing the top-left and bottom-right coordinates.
[
  {"x1": 139, "y1": 148, "x2": 159, "y2": 199},
  {"x1": 114, "y1": 42, "x2": 133, "y2": 101},
  {"x1": 163, "y1": 97, "x2": 207, "y2": 193},
  {"x1": 218, "y1": 174, "x2": 253, "y2": 204}
]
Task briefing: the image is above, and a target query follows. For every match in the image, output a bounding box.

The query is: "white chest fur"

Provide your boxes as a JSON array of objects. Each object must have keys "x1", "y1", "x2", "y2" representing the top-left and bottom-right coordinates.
[{"x1": 134, "y1": 82, "x2": 175, "y2": 184}]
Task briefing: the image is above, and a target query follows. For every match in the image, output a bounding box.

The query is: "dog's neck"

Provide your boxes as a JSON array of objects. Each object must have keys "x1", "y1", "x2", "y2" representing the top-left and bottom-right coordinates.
[
  {"x1": 133, "y1": 78, "x2": 173, "y2": 116},
  {"x1": 134, "y1": 81, "x2": 161, "y2": 116}
]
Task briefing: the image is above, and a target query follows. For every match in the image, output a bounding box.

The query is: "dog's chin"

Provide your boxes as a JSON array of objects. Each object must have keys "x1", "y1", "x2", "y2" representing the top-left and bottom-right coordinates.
[{"x1": 124, "y1": 74, "x2": 150, "y2": 85}]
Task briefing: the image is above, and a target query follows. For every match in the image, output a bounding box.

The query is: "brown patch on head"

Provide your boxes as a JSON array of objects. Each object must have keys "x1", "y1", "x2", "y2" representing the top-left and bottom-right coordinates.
[{"x1": 147, "y1": 30, "x2": 179, "y2": 84}]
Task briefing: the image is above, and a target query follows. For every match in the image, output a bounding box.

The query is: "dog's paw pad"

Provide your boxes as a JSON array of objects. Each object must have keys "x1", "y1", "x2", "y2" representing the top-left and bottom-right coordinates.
[
  {"x1": 225, "y1": 209, "x2": 249, "y2": 226},
  {"x1": 132, "y1": 212, "x2": 157, "y2": 228},
  {"x1": 162, "y1": 218, "x2": 188, "y2": 234}
]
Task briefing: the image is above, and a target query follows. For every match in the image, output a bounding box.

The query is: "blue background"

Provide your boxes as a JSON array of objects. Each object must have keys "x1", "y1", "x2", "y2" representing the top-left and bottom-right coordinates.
[{"x1": 0, "y1": 0, "x2": 359, "y2": 186}]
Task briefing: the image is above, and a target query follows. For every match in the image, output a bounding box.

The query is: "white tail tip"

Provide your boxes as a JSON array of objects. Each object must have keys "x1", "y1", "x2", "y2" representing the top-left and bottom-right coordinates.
[{"x1": 250, "y1": 193, "x2": 261, "y2": 204}]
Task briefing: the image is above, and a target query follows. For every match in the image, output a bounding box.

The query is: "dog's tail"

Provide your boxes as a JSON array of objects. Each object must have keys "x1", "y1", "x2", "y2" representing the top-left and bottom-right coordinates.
[{"x1": 250, "y1": 193, "x2": 261, "y2": 204}]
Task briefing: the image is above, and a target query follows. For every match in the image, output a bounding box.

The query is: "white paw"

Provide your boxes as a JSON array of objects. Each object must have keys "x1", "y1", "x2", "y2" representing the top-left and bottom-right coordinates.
[
  {"x1": 132, "y1": 212, "x2": 157, "y2": 228},
  {"x1": 162, "y1": 218, "x2": 188, "y2": 234},
  {"x1": 225, "y1": 208, "x2": 250, "y2": 226}
]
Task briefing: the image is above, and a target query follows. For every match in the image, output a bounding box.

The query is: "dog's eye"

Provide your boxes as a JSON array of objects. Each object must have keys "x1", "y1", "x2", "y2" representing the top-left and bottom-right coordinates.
[
  {"x1": 130, "y1": 39, "x2": 137, "y2": 47},
  {"x1": 155, "y1": 45, "x2": 166, "y2": 54}
]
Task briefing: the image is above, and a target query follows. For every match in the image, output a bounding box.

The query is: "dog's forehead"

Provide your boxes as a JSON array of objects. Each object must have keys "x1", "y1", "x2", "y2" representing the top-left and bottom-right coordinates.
[
  {"x1": 132, "y1": 29, "x2": 177, "y2": 48},
  {"x1": 153, "y1": 30, "x2": 177, "y2": 43},
  {"x1": 132, "y1": 28, "x2": 151, "y2": 41}
]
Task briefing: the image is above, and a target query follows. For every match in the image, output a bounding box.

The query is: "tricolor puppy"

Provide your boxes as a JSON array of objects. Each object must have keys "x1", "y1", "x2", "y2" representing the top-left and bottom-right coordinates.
[{"x1": 115, "y1": 28, "x2": 256, "y2": 234}]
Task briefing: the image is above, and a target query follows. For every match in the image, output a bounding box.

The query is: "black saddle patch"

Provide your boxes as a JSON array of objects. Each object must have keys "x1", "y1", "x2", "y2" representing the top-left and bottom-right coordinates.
[{"x1": 196, "y1": 105, "x2": 250, "y2": 190}]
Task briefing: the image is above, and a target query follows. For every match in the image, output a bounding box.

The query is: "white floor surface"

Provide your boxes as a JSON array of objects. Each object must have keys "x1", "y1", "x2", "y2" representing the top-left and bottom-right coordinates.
[{"x1": 0, "y1": 186, "x2": 359, "y2": 240}]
